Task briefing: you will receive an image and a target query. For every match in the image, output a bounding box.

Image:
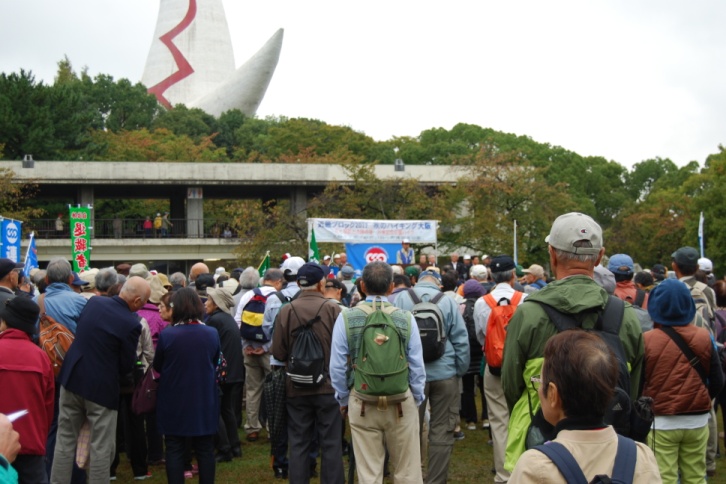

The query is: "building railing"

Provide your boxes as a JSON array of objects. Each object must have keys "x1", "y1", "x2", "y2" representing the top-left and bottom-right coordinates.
[{"x1": 26, "y1": 219, "x2": 240, "y2": 240}]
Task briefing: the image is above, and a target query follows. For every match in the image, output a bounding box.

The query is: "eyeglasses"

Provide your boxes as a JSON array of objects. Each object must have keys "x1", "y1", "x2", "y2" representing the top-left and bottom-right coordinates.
[{"x1": 530, "y1": 375, "x2": 542, "y2": 392}]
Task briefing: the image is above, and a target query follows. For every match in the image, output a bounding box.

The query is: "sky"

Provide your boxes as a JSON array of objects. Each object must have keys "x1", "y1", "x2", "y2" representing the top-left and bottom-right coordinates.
[{"x1": 1, "y1": 1, "x2": 725, "y2": 169}]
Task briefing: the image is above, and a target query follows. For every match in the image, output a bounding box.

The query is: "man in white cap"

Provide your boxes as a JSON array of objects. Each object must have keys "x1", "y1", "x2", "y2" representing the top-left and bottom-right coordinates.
[
  {"x1": 322, "y1": 255, "x2": 332, "y2": 268},
  {"x1": 396, "y1": 239, "x2": 415, "y2": 265},
  {"x1": 698, "y1": 257, "x2": 716, "y2": 287},
  {"x1": 501, "y1": 212, "x2": 644, "y2": 472}
]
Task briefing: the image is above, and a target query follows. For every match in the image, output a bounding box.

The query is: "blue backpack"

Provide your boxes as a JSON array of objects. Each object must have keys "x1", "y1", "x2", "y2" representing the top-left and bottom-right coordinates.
[
  {"x1": 535, "y1": 434, "x2": 637, "y2": 484},
  {"x1": 240, "y1": 288, "x2": 271, "y2": 342}
]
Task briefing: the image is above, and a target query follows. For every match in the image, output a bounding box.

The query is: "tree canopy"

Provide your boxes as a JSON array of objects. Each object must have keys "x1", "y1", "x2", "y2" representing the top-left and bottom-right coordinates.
[{"x1": 2, "y1": 60, "x2": 725, "y2": 273}]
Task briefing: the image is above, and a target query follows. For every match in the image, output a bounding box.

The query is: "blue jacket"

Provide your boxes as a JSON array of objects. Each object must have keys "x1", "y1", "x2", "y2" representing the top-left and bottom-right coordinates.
[
  {"x1": 393, "y1": 281, "x2": 470, "y2": 382},
  {"x1": 59, "y1": 296, "x2": 141, "y2": 410},
  {"x1": 154, "y1": 323, "x2": 221, "y2": 436},
  {"x1": 35, "y1": 283, "x2": 87, "y2": 334}
]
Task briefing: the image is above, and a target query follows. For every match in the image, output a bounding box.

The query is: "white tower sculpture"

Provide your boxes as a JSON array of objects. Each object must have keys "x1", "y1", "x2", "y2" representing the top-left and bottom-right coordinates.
[{"x1": 142, "y1": 0, "x2": 283, "y2": 117}]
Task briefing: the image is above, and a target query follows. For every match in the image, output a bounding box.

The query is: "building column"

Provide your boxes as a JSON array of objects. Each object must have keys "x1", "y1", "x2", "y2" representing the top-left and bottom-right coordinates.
[
  {"x1": 77, "y1": 186, "x2": 95, "y2": 238},
  {"x1": 170, "y1": 189, "x2": 186, "y2": 237},
  {"x1": 290, "y1": 187, "x2": 308, "y2": 218},
  {"x1": 186, "y1": 187, "x2": 204, "y2": 238}
]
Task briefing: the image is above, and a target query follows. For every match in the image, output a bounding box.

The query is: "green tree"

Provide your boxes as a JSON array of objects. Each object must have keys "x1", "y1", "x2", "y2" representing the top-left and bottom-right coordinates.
[
  {"x1": 215, "y1": 109, "x2": 247, "y2": 159},
  {"x1": 308, "y1": 158, "x2": 455, "y2": 222},
  {"x1": 452, "y1": 149, "x2": 576, "y2": 264},
  {"x1": 90, "y1": 128, "x2": 227, "y2": 162},
  {"x1": 0, "y1": 168, "x2": 45, "y2": 233},
  {"x1": 152, "y1": 104, "x2": 218, "y2": 142},
  {"x1": 686, "y1": 146, "x2": 726, "y2": 274},
  {"x1": 86, "y1": 75, "x2": 159, "y2": 132},
  {"x1": 605, "y1": 188, "x2": 691, "y2": 266},
  {"x1": 0, "y1": 70, "x2": 58, "y2": 160},
  {"x1": 624, "y1": 157, "x2": 679, "y2": 201}
]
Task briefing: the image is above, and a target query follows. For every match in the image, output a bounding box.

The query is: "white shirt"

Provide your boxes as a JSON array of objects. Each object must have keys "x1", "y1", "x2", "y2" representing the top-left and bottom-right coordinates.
[{"x1": 473, "y1": 282, "x2": 527, "y2": 346}]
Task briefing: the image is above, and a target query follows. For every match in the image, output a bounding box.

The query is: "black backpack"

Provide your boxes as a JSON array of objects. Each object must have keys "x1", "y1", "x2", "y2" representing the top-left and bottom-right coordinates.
[
  {"x1": 407, "y1": 289, "x2": 447, "y2": 362},
  {"x1": 535, "y1": 434, "x2": 637, "y2": 484},
  {"x1": 286, "y1": 303, "x2": 327, "y2": 389},
  {"x1": 528, "y1": 296, "x2": 653, "y2": 445}
]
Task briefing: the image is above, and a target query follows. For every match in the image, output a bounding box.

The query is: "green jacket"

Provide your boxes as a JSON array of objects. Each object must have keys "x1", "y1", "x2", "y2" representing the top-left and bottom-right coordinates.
[{"x1": 501, "y1": 275, "x2": 644, "y2": 471}]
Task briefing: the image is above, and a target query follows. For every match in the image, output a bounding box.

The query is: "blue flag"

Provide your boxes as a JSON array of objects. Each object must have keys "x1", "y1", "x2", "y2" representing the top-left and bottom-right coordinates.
[{"x1": 23, "y1": 232, "x2": 38, "y2": 276}]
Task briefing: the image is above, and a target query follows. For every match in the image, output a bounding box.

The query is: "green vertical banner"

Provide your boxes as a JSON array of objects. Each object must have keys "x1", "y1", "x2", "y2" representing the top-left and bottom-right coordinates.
[
  {"x1": 69, "y1": 207, "x2": 91, "y2": 272},
  {"x1": 308, "y1": 228, "x2": 320, "y2": 263}
]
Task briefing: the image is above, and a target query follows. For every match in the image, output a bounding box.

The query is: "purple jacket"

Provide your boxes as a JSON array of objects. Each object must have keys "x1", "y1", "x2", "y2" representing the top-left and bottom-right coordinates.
[{"x1": 138, "y1": 303, "x2": 168, "y2": 349}]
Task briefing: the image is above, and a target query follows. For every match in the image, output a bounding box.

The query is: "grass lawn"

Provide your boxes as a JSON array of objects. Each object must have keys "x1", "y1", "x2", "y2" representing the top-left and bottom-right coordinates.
[{"x1": 112, "y1": 393, "x2": 726, "y2": 483}]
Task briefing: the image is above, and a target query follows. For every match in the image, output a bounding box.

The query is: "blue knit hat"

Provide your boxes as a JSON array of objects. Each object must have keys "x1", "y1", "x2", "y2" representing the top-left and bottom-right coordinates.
[{"x1": 647, "y1": 279, "x2": 696, "y2": 326}]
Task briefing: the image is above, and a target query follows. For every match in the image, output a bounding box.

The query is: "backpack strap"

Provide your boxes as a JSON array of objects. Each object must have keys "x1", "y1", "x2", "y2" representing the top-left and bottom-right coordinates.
[
  {"x1": 510, "y1": 291, "x2": 523, "y2": 306},
  {"x1": 37, "y1": 293, "x2": 46, "y2": 315},
  {"x1": 407, "y1": 288, "x2": 445, "y2": 306},
  {"x1": 534, "y1": 302, "x2": 580, "y2": 332},
  {"x1": 534, "y1": 296, "x2": 624, "y2": 334},
  {"x1": 659, "y1": 326, "x2": 708, "y2": 387},
  {"x1": 597, "y1": 296, "x2": 625, "y2": 336},
  {"x1": 611, "y1": 435, "x2": 638, "y2": 484},
  {"x1": 484, "y1": 294, "x2": 496, "y2": 310},
  {"x1": 533, "y1": 442, "x2": 588, "y2": 484},
  {"x1": 406, "y1": 288, "x2": 421, "y2": 305},
  {"x1": 633, "y1": 289, "x2": 645, "y2": 308}
]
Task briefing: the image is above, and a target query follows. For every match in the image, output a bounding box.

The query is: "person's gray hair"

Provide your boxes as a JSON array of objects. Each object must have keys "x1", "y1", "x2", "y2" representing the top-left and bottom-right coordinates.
[
  {"x1": 129, "y1": 263, "x2": 150, "y2": 279},
  {"x1": 263, "y1": 268, "x2": 284, "y2": 284},
  {"x1": 31, "y1": 270, "x2": 47, "y2": 286},
  {"x1": 239, "y1": 267, "x2": 260, "y2": 290},
  {"x1": 362, "y1": 261, "x2": 393, "y2": 295},
  {"x1": 418, "y1": 274, "x2": 441, "y2": 285},
  {"x1": 95, "y1": 267, "x2": 119, "y2": 292},
  {"x1": 469, "y1": 264, "x2": 489, "y2": 281},
  {"x1": 46, "y1": 258, "x2": 72, "y2": 284},
  {"x1": 492, "y1": 269, "x2": 514, "y2": 284},
  {"x1": 169, "y1": 272, "x2": 186, "y2": 286},
  {"x1": 553, "y1": 247, "x2": 600, "y2": 264}
]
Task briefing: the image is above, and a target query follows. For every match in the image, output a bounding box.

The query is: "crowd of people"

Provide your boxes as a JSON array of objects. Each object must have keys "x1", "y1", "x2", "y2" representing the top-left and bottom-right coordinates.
[{"x1": 0, "y1": 211, "x2": 725, "y2": 483}]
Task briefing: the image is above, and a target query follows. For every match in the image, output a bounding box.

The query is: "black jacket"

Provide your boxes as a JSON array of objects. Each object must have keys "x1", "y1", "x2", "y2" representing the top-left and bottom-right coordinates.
[{"x1": 206, "y1": 309, "x2": 245, "y2": 384}]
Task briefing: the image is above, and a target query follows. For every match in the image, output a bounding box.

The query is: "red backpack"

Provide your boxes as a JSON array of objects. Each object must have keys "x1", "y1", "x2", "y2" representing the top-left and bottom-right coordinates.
[{"x1": 484, "y1": 291, "x2": 523, "y2": 373}]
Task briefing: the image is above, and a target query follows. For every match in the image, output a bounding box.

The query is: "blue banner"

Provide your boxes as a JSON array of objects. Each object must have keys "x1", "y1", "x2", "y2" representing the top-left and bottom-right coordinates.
[
  {"x1": 1, "y1": 219, "x2": 22, "y2": 262},
  {"x1": 345, "y1": 243, "x2": 402, "y2": 271}
]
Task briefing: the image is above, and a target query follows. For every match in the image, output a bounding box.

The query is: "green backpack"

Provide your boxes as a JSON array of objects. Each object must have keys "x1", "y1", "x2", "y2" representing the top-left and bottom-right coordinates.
[{"x1": 346, "y1": 301, "x2": 410, "y2": 397}]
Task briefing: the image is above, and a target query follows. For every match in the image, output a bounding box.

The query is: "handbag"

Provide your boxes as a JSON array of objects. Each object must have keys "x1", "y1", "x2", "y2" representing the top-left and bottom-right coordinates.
[{"x1": 132, "y1": 367, "x2": 159, "y2": 415}]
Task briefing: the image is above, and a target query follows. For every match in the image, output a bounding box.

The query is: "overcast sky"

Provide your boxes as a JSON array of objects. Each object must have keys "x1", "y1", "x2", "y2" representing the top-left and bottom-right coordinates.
[{"x1": 2, "y1": 1, "x2": 724, "y2": 169}]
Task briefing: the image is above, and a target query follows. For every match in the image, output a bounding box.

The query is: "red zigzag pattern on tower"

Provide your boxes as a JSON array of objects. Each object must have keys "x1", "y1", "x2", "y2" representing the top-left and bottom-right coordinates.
[{"x1": 148, "y1": 0, "x2": 197, "y2": 109}]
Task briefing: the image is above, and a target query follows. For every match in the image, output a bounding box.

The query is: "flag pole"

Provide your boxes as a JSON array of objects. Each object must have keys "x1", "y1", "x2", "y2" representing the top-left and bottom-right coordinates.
[
  {"x1": 513, "y1": 220, "x2": 518, "y2": 265},
  {"x1": 698, "y1": 212, "x2": 705, "y2": 258}
]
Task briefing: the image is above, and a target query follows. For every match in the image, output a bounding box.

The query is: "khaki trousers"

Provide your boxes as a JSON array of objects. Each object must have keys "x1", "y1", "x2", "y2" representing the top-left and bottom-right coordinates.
[
  {"x1": 418, "y1": 376, "x2": 459, "y2": 484},
  {"x1": 484, "y1": 366, "x2": 511, "y2": 483},
  {"x1": 51, "y1": 387, "x2": 117, "y2": 484},
  {"x1": 349, "y1": 389, "x2": 422, "y2": 484},
  {"x1": 243, "y1": 352, "x2": 271, "y2": 434}
]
